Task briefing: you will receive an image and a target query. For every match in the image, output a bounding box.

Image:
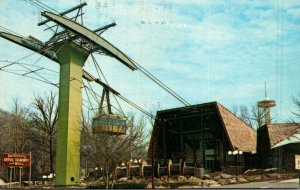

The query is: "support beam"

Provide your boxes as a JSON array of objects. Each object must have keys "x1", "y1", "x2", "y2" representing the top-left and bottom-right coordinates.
[
  {"x1": 54, "y1": 42, "x2": 89, "y2": 186},
  {"x1": 38, "y1": 2, "x2": 87, "y2": 26}
]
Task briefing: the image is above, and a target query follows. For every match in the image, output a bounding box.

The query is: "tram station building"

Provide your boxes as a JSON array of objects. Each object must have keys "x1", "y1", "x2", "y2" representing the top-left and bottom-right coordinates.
[
  {"x1": 148, "y1": 101, "x2": 300, "y2": 173},
  {"x1": 148, "y1": 102, "x2": 256, "y2": 173}
]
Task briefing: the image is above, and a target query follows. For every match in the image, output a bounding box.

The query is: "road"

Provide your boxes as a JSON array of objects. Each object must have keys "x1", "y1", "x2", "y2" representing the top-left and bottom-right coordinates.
[{"x1": 215, "y1": 178, "x2": 300, "y2": 188}]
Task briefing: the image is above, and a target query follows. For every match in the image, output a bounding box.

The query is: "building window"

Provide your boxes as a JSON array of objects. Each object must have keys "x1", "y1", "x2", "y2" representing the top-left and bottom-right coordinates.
[{"x1": 205, "y1": 141, "x2": 219, "y2": 156}]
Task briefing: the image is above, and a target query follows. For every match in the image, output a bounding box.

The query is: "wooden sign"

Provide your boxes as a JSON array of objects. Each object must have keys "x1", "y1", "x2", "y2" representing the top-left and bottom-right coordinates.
[
  {"x1": 1, "y1": 153, "x2": 31, "y2": 167},
  {"x1": 295, "y1": 154, "x2": 300, "y2": 170}
]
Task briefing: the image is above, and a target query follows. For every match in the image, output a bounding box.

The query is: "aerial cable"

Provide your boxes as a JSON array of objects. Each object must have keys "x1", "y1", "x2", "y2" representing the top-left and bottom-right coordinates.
[
  {"x1": 90, "y1": 54, "x2": 155, "y2": 119},
  {"x1": 21, "y1": 0, "x2": 189, "y2": 107},
  {"x1": 0, "y1": 60, "x2": 155, "y2": 121},
  {"x1": 131, "y1": 58, "x2": 190, "y2": 106},
  {"x1": 7, "y1": 28, "x2": 65, "y2": 64},
  {"x1": 0, "y1": 69, "x2": 58, "y2": 87},
  {"x1": 4, "y1": 42, "x2": 68, "y2": 86},
  {"x1": 0, "y1": 60, "x2": 78, "y2": 83},
  {"x1": 83, "y1": 83, "x2": 120, "y2": 118},
  {"x1": 2, "y1": 2, "x2": 178, "y2": 118},
  {"x1": 91, "y1": 59, "x2": 102, "y2": 81},
  {"x1": 83, "y1": 84, "x2": 96, "y2": 111},
  {"x1": 29, "y1": 0, "x2": 49, "y2": 11},
  {"x1": 82, "y1": 83, "x2": 105, "y2": 112},
  {"x1": 0, "y1": 60, "x2": 90, "y2": 99},
  {"x1": 117, "y1": 94, "x2": 155, "y2": 119},
  {"x1": 30, "y1": 54, "x2": 44, "y2": 67},
  {"x1": 91, "y1": 54, "x2": 126, "y2": 117},
  {"x1": 23, "y1": 0, "x2": 48, "y2": 11},
  {"x1": 32, "y1": 0, "x2": 60, "y2": 13},
  {"x1": 11, "y1": 38, "x2": 65, "y2": 65},
  {"x1": 0, "y1": 66, "x2": 57, "y2": 87},
  {"x1": 0, "y1": 26, "x2": 24, "y2": 37},
  {"x1": 85, "y1": 81, "x2": 154, "y2": 121},
  {"x1": 82, "y1": 79, "x2": 155, "y2": 120},
  {"x1": 1, "y1": 61, "x2": 51, "y2": 83},
  {"x1": 82, "y1": 102, "x2": 93, "y2": 113},
  {"x1": 25, "y1": 0, "x2": 59, "y2": 13},
  {"x1": 0, "y1": 60, "x2": 83, "y2": 94},
  {"x1": 0, "y1": 27, "x2": 68, "y2": 69},
  {"x1": 83, "y1": 82, "x2": 135, "y2": 126},
  {"x1": 85, "y1": 81, "x2": 101, "y2": 105},
  {"x1": 82, "y1": 84, "x2": 99, "y2": 104}
]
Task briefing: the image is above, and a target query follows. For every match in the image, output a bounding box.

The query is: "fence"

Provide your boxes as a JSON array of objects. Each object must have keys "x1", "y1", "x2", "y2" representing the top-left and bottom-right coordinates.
[{"x1": 114, "y1": 159, "x2": 206, "y2": 180}]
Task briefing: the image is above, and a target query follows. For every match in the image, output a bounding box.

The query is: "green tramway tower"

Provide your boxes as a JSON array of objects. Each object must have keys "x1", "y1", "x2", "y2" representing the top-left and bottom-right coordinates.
[{"x1": 0, "y1": 2, "x2": 137, "y2": 186}]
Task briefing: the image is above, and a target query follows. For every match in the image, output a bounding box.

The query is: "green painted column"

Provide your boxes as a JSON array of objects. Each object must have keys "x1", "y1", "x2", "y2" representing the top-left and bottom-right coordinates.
[{"x1": 54, "y1": 42, "x2": 89, "y2": 186}]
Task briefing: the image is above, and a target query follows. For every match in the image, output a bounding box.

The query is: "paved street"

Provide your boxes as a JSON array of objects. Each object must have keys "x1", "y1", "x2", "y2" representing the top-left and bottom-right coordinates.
[{"x1": 215, "y1": 178, "x2": 300, "y2": 188}]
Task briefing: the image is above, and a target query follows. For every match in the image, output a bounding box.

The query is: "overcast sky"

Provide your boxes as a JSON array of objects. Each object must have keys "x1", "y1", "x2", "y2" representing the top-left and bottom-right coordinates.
[{"x1": 0, "y1": 0, "x2": 299, "y2": 124}]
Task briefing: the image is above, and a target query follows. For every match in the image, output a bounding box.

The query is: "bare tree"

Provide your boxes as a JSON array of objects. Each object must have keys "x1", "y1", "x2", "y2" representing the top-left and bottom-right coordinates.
[
  {"x1": 28, "y1": 92, "x2": 58, "y2": 174},
  {"x1": 250, "y1": 105, "x2": 265, "y2": 129},
  {"x1": 231, "y1": 105, "x2": 253, "y2": 127},
  {"x1": 292, "y1": 96, "x2": 300, "y2": 119},
  {"x1": 232, "y1": 105, "x2": 239, "y2": 116},
  {"x1": 0, "y1": 99, "x2": 30, "y2": 153},
  {"x1": 240, "y1": 105, "x2": 252, "y2": 127},
  {"x1": 0, "y1": 109, "x2": 12, "y2": 153},
  {"x1": 81, "y1": 114, "x2": 148, "y2": 189},
  {"x1": 231, "y1": 104, "x2": 265, "y2": 130},
  {"x1": 289, "y1": 95, "x2": 300, "y2": 126}
]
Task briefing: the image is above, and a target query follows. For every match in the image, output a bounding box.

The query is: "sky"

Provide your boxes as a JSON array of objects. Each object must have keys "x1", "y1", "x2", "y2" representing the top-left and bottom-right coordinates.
[{"x1": 0, "y1": 0, "x2": 300, "y2": 124}]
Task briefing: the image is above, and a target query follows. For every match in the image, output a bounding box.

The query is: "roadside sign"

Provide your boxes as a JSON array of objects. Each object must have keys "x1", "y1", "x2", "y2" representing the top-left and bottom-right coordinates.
[
  {"x1": 295, "y1": 155, "x2": 300, "y2": 170},
  {"x1": 1, "y1": 153, "x2": 31, "y2": 167}
]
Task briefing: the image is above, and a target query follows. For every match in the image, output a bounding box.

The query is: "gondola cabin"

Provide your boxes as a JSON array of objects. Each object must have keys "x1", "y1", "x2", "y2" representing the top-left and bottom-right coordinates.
[{"x1": 92, "y1": 114, "x2": 127, "y2": 135}]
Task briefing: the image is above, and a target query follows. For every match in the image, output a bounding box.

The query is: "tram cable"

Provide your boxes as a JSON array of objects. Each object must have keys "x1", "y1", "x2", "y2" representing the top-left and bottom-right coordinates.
[{"x1": 1, "y1": 2, "x2": 190, "y2": 119}]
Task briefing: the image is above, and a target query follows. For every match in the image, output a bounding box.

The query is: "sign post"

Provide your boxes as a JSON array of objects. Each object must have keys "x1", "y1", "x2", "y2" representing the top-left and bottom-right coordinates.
[
  {"x1": 2, "y1": 153, "x2": 31, "y2": 167},
  {"x1": 295, "y1": 155, "x2": 300, "y2": 188},
  {"x1": 1, "y1": 153, "x2": 31, "y2": 188},
  {"x1": 19, "y1": 167, "x2": 22, "y2": 187},
  {"x1": 29, "y1": 152, "x2": 32, "y2": 187},
  {"x1": 9, "y1": 167, "x2": 12, "y2": 189}
]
